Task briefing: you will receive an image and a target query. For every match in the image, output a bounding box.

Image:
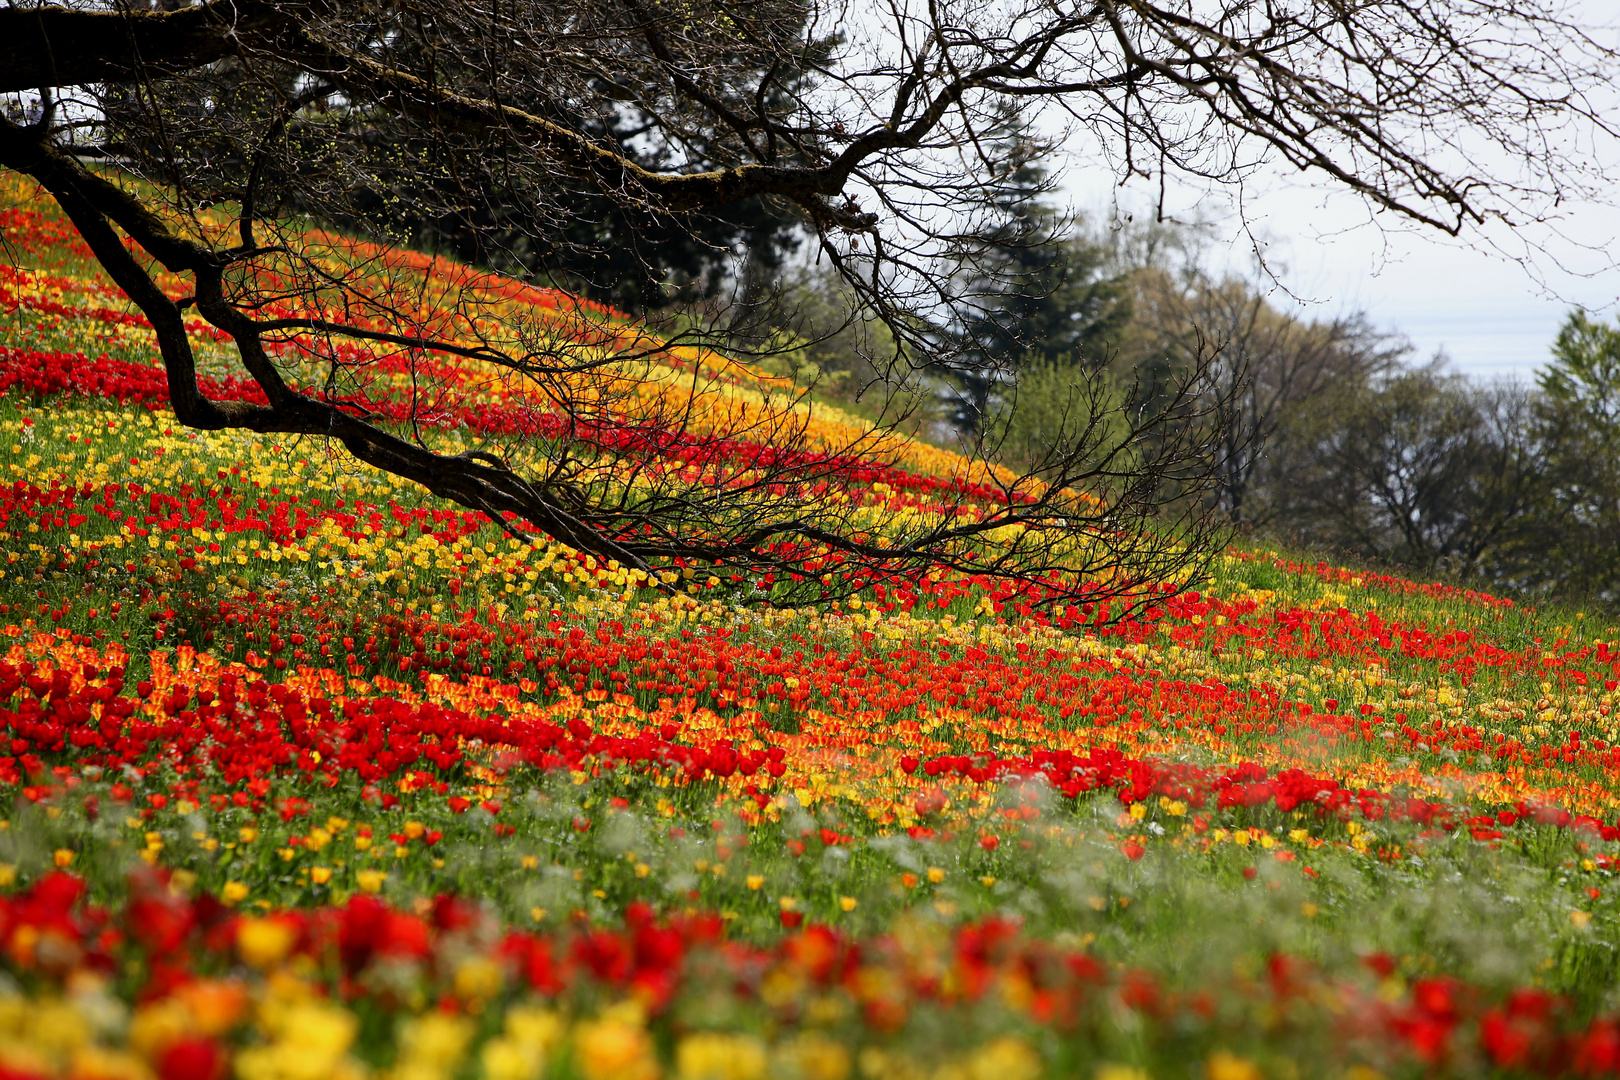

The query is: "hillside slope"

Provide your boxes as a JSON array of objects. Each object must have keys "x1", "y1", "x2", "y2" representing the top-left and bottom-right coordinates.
[{"x1": 2, "y1": 179, "x2": 1620, "y2": 1079}]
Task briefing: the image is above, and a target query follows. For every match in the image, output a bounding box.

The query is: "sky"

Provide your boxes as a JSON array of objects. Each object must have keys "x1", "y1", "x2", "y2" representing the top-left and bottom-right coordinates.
[
  {"x1": 1057, "y1": 167, "x2": 1620, "y2": 383},
  {"x1": 1203, "y1": 179, "x2": 1620, "y2": 382},
  {"x1": 1051, "y1": 3, "x2": 1620, "y2": 385}
]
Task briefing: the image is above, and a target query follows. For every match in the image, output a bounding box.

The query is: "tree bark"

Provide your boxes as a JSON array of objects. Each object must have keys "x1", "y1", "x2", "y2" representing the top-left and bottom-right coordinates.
[{"x1": 0, "y1": 1, "x2": 287, "y2": 94}]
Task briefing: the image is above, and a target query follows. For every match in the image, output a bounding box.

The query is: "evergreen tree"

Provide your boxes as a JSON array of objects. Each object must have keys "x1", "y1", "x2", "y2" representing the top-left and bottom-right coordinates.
[
  {"x1": 1529, "y1": 311, "x2": 1620, "y2": 603},
  {"x1": 935, "y1": 118, "x2": 1130, "y2": 436}
]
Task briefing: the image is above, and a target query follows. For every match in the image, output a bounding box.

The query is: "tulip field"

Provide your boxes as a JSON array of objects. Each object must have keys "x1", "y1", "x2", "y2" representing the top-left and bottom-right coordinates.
[{"x1": 4, "y1": 177, "x2": 1620, "y2": 1080}]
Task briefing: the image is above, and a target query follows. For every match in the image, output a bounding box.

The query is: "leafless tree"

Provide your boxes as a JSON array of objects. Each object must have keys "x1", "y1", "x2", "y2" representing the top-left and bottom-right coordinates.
[
  {"x1": 0, "y1": 0, "x2": 1612, "y2": 609},
  {"x1": 1125, "y1": 271, "x2": 1409, "y2": 523},
  {"x1": 1273, "y1": 364, "x2": 1546, "y2": 576}
]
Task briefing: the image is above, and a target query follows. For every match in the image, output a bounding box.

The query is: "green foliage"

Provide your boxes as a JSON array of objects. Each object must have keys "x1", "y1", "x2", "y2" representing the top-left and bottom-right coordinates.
[
  {"x1": 1543, "y1": 310, "x2": 1620, "y2": 425},
  {"x1": 1527, "y1": 311, "x2": 1620, "y2": 606},
  {"x1": 1241, "y1": 309, "x2": 1620, "y2": 611},
  {"x1": 985, "y1": 357, "x2": 1129, "y2": 473}
]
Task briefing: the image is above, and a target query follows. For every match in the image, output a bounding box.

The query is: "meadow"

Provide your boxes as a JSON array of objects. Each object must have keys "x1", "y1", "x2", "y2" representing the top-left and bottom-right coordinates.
[{"x1": 2, "y1": 178, "x2": 1620, "y2": 1080}]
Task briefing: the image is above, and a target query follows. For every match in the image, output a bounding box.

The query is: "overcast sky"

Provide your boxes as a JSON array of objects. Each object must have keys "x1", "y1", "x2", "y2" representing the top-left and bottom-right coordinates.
[
  {"x1": 1059, "y1": 166, "x2": 1620, "y2": 382},
  {"x1": 1053, "y1": 0, "x2": 1620, "y2": 385},
  {"x1": 1208, "y1": 178, "x2": 1618, "y2": 382}
]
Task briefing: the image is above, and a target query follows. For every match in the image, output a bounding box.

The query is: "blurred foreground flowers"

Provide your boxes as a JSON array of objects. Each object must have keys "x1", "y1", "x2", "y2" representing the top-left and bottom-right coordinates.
[{"x1": 7, "y1": 869, "x2": 1620, "y2": 1080}]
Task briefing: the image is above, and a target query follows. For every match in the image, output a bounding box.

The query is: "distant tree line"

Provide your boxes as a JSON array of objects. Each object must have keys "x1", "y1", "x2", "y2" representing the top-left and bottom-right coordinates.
[
  {"x1": 777, "y1": 187, "x2": 1620, "y2": 611},
  {"x1": 1258, "y1": 314, "x2": 1620, "y2": 611}
]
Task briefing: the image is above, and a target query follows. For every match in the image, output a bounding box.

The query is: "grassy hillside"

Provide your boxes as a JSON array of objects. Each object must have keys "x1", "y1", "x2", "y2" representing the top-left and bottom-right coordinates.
[{"x1": 2, "y1": 177, "x2": 1620, "y2": 1080}]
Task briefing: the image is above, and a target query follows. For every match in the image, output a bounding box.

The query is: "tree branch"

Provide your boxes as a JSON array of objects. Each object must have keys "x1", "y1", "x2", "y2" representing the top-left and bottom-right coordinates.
[{"x1": 0, "y1": 0, "x2": 289, "y2": 94}]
